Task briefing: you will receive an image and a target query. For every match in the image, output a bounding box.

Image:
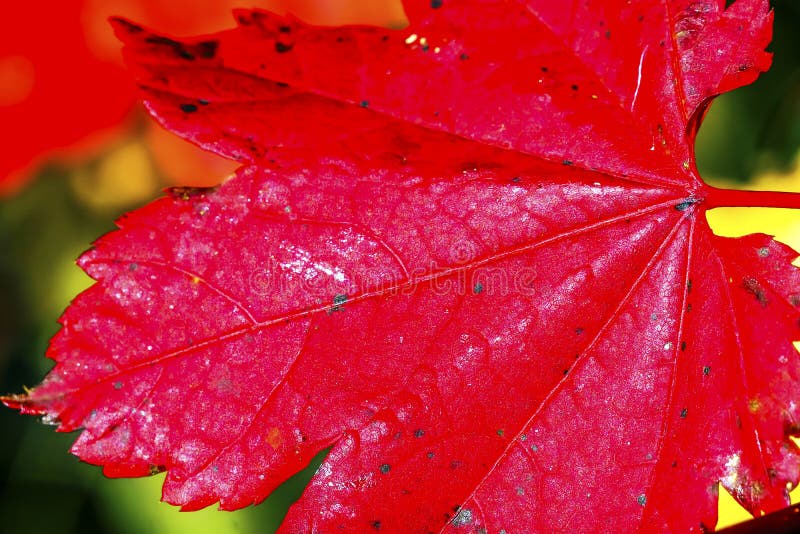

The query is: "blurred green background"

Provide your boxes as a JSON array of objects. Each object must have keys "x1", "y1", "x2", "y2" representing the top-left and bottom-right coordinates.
[{"x1": 1, "y1": 1, "x2": 799, "y2": 533}]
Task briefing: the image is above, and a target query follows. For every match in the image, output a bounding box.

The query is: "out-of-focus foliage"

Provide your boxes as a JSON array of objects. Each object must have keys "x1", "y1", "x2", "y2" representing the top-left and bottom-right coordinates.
[
  {"x1": 0, "y1": 1, "x2": 797, "y2": 532},
  {"x1": 0, "y1": 0, "x2": 406, "y2": 196}
]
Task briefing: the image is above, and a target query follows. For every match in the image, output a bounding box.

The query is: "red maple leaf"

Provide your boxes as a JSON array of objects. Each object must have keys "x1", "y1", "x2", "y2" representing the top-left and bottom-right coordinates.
[{"x1": 4, "y1": 1, "x2": 799, "y2": 532}]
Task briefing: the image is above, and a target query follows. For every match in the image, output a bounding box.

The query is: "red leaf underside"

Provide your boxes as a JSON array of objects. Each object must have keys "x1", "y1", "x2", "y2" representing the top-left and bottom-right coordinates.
[{"x1": 4, "y1": 1, "x2": 798, "y2": 533}]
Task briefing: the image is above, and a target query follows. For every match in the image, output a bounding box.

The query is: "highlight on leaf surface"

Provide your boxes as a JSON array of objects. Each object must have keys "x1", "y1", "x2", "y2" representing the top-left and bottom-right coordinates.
[{"x1": 3, "y1": 1, "x2": 799, "y2": 532}]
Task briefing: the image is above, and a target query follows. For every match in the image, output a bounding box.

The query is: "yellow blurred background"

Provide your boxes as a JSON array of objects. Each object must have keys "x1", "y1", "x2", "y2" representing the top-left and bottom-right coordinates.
[{"x1": 0, "y1": 1, "x2": 798, "y2": 532}]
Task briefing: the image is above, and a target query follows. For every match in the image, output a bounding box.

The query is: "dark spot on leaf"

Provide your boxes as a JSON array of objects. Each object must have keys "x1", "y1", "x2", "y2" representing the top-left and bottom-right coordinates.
[
  {"x1": 450, "y1": 460, "x2": 462, "y2": 469},
  {"x1": 180, "y1": 103, "x2": 198, "y2": 113},
  {"x1": 128, "y1": 262, "x2": 138, "y2": 272},
  {"x1": 703, "y1": 366, "x2": 711, "y2": 375},
  {"x1": 562, "y1": 159, "x2": 573, "y2": 166},
  {"x1": 496, "y1": 428, "x2": 504, "y2": 437},
  {"x1": 431, "y1": 0, "x2": 443, "y2": 8},
  {"x1": 360, "y1": 100, "x2": 370, "y2": 108},
  {"x1": 459, "y1": 53, "x2": 469, "y2": 60},
  {"x1": 116, "y1": 20, "x2": 143, "y2": 33},
  {"x1": 511, "y1": 176, "x2": 521, "y2": 183},
  {"x1": 575, "y1": 327, "x2": 584, "y2": 335},
  {"x1": 687, "y1": 279, "x2": 693, "y2": 293},
  {"x1": 278, "y1": 25, "x2": 292, "y2": 33},
  {"x1": 329, "y1": 294, "x2": 348, "y2": 313},
  {"x1": 452, "y1": 508, "x2": 473, "y2": 526},
  {"x1": 427, "y1": 451, "x2": 435, "y2": 459},
  {"x1": 680, "y1": 408, "x2": 688, "y2": 418},
  {"x1": 473, "y1": 282, "x2": 484, "y2": 294},
  {"x1": 680, "y1": 341, "x2": 687, "y2": 351},
  {"x1": 149, "y1": 464, "x2": 166, "y2": 476},
  {"x1": 167, "y1": 185, "x2": 217, "y2": 200},
  {"x1": 637, "y1": 494, "x2": 647, "y2": 506},
  {"x1": 743, "y1": 277, "x2": 768, "y2": 306},
  {"x1": 145, "y1": 35, "x2": 195, "y2": 60},
  {"x1": 275, "y1": 42, "x2": 293, "y2": 53},
  {"x1": 672, "y1": 460, "x2": 678, "y2": 467},
  {"x1": 379, "y1": 463, "x2": 391, "y2": 474},
  {"x1": 196, "y1": 40, "x2": 218, "y2": 59},
  {"x1": 605, "y1": 30, "x2": 611, "y2": 39},
  {"x1": 571, "y1": 84, "x2": 579, "y2": 91},
  {"x1": 372, "y1": 520, "x2": 382, "y2": 530},
  {"x1": 113, "y1": 381, "x2": 123, "y2": 390},
  {"x1": 414, "y1": 429, "x2": 425, "y2": 438},
  {"x1": 541, "y1": 66, "x2": 549, "y2": 72},
  {"x1": 674, "y1": 198, "x2": 698, "y2": 211}
]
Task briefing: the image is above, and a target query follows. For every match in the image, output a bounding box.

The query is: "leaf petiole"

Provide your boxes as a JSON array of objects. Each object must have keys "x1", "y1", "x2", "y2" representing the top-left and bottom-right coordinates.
[{"x1": 703, "y1": 185, "x2": 800, "y2": 210}]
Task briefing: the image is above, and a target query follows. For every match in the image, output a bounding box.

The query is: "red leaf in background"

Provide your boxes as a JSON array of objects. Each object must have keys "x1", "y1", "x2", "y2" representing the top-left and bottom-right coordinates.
[
  {"x1": 0, "y1": 0, "x2": 284, "y2": 195},
  {"x1": 4, "y1": 1, "x2": 800, "y2": 532},
  {"x1": 0, "y1": 2, "x2": 134, "y2": 195}
]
